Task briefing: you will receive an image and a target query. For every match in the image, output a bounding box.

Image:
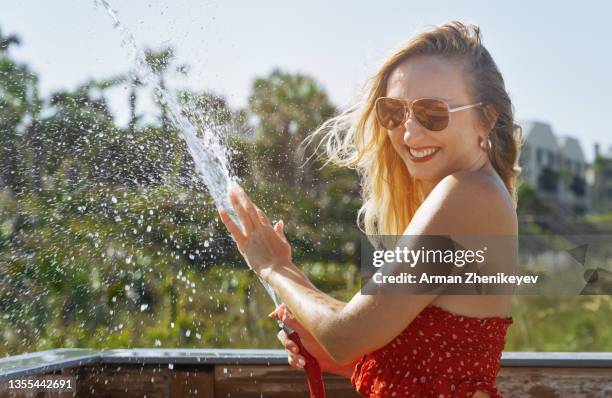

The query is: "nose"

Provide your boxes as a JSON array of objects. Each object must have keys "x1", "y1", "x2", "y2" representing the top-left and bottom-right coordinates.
[{"x1": 402, "y1": 116, "x2": 427, "y2": 145}]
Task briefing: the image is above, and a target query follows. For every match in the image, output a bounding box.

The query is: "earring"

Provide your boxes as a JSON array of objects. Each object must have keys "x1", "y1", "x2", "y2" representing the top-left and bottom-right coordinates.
[{"x1": 480, "y1": 134, "x2": 492, "y2": 150}]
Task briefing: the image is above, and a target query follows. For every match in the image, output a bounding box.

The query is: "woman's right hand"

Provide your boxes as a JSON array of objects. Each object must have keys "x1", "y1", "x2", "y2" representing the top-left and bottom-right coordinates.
[{"x1": 270, "y1": 304, "x2": 357, "y2": 378}]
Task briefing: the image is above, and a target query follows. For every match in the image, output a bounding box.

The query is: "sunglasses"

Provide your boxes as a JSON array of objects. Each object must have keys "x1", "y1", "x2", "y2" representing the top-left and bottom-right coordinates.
[{"x1": 375, "y1": 97, "x2": 483, "y2": 131}]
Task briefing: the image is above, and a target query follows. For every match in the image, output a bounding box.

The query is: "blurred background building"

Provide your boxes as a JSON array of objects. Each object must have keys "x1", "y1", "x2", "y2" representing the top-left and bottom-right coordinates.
[
  {"x1": 520, "y1": 121, "x2": 589, "y2": 215},
  {"x1": 590, "y1": 144, "x2": 612, "y2": 213}
]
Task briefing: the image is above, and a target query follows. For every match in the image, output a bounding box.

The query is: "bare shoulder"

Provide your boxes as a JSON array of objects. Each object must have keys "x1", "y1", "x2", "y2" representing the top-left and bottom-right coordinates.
[{"x1": 407, "y1": 170, "x2": 517, "y2": 236}]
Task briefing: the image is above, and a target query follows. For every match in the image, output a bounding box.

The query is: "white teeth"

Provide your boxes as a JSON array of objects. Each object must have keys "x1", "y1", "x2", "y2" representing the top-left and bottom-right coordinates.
[{"x1": 409, "y1": 147, "x2": 439, "y2": 158}]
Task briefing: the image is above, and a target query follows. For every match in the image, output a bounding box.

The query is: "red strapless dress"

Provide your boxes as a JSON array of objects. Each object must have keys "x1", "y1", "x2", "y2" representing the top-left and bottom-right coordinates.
[{"x1": 351, "y1": 304, "x2": 512, "y2": 397}]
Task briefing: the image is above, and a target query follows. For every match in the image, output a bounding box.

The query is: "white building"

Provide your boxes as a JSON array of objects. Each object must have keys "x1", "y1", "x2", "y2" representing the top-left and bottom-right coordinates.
[
  {"x1": 520, "y1": 121, "x2": 588, "y2": 214},
  {"x1": 558, "y1": 136, "x2": 588, "y2": 213},
  {"x1": 590, "y1": 145, "x2": 612, "y2": 213}
]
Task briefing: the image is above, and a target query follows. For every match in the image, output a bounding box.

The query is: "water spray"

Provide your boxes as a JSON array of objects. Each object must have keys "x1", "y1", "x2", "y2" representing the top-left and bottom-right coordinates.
[{"x1": 94, "y1": 2, "x2": 324, "y2": 396}]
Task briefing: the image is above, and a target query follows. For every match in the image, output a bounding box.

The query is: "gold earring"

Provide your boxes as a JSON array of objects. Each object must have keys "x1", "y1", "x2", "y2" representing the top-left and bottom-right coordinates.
[{"x1": 480, "y1": 134, "x2": 492, "y2": 150}]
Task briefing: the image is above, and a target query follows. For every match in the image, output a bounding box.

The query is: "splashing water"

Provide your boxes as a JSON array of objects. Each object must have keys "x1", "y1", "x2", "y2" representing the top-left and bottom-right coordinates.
[
  {"x1": 95, "y1": 0, "x2": 281, "y2": 308},
  {"x1": 94, "y1": 0, "x2": 233, "y2": 211}
]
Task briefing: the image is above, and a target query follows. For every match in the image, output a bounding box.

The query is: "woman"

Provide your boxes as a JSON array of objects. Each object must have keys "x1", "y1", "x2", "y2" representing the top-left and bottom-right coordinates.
[{"x1": 218, "y1": 21, "x2": 521, "y2": 397}]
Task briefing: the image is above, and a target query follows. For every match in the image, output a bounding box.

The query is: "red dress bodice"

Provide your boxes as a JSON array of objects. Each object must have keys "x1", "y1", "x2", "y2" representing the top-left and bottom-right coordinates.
[{"x1": 351, "y1": 304, "x2": 512, "y2": 397}]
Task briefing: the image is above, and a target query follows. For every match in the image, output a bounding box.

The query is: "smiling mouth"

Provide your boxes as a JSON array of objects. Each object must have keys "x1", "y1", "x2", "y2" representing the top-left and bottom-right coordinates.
[{"x1": 406, "y1": 146, "x2": 440, "y2": 162}]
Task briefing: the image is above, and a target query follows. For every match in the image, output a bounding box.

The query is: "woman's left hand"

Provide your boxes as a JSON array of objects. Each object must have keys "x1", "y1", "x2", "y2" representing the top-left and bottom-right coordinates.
[{"x1": 218, "y1": 185, "x2": 293, "y2": 278}]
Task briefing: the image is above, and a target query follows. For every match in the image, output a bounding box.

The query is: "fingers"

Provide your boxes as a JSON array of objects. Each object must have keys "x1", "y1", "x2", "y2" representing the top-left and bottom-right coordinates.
[
  {"x1": 255, "y1": 206, "x2": 272, "y2": 227},
  {"x1": 274, "y1": 220, "x2": 288, "y2": 243},
  {"x1": 277, "y1": 329, "x2": 305, "y2": 368},
  {"x1": 236, "y1": 186, "x2": 261, "y2": 230},
  {"x1": 229, "y1": 189, "x2": 254, "y2": 233},
  {"x1": 273, "y1": 305, "x2": 301, "y2": 332},
  {"x1": 288, "y1": 352, "x2": 306, "y2": 368},
  {"x1": 218, "y1": 207, "x2": 246, "y2": 246},
  {"x1": 268, "y1": 305, "x2": 282, "y2": 319},
  {"x1": 278, "y1": 304, "x2": 294, "y2": 323},
  {"x1": 269, "y1": 303, "x2": 290, "y2": 321}
]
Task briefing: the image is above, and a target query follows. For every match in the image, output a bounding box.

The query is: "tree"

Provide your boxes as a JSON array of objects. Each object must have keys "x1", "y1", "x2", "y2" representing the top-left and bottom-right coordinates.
[
  {"x1": 517, "y1": 177, "x2": 551, "y2": 216},
  {"x1": 0, "y1": 28, "x2": 41, "y2": 191},
  {"x1": 144, "y1": 47, "x2": 175, "y2": 132},
  {"x1": 24, "y1": 82, "x2": 117, "y2": 187},
  {"x1": 0, "y1": 28, "x2": 20, "y2": 55},
  {"x1": 248, "y1": 69, "x2": 336, "y2": 191},
  {"x1": 128, "y1": 75, "x2": 143, "y2": 134}
]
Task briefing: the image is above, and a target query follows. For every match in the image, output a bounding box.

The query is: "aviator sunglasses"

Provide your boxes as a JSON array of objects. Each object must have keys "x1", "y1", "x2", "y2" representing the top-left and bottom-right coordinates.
[{"x1": 375, "y1": 97, "x2": 483, "y2": 131}]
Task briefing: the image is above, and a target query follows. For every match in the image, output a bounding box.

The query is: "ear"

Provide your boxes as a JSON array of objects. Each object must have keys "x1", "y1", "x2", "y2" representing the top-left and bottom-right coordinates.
[{"x1": 481, "y1": 104, "x2": 499, "y2": 133}]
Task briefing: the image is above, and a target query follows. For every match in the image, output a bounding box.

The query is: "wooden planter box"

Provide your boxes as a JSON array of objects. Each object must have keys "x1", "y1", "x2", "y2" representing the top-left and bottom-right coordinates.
[{"x1": 1, "y1": 349, "x2": 611, "y2": 397}]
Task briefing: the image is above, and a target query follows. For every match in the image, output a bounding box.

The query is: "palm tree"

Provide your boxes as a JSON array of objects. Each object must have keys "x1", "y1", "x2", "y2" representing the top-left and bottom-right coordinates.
[
  {"x1": 0, "y1": 28, "x2": 20, "y2": 56},
  {"x1": 128, "y1": 75, "x2": 143, "y2": 134},
  {"x1": 144, "y1": 47, "x2": 175, "y2": 132}
]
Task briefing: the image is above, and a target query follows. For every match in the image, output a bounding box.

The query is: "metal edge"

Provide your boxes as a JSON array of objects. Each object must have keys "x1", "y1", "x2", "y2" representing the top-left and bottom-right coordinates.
[
  {"x1": 100, "y1": 348, "x2": 290, "y2": 365},
  {"x1": 1, "y1": 350, "x2": 612, "y2": 380},
  {"x1": 0, "y1": 350, "x2": 102, "y2": 381},
  {"x1": 501, "y1": 351, "x2": 612, "y2": 368}
]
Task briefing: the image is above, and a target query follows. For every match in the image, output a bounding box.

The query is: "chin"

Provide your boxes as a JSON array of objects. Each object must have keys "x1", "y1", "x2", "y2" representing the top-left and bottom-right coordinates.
[
  {"x1": 411, "y1": 171, "x2": 442, "y2": 184},
  {"x1": 406, "y1": 166, "x2": 455, "y2": 191},
  {"x1": 402, "y1": 160, "x2": 442, "y2": 181}
]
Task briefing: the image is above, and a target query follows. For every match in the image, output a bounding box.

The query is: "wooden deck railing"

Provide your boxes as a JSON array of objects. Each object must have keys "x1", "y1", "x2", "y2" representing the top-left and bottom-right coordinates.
[{"x1": 1, "y1": 349, "x2": 611, "y2": 397}]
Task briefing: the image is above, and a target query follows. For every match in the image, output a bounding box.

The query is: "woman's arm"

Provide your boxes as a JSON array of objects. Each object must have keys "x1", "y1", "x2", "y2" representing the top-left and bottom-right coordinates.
[
  {"x1": 262, "y1": 262, "x2": 436, "y2": 364},
  {"x1": 274, "y1": 308, "x2": 360, "y2": 378},
  {"x1": 219, "y1": 172, "x2": 514, "y2": 364}
]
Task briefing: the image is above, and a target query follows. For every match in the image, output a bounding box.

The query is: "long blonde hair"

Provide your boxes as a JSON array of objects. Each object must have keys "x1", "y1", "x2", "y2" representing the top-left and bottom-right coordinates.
[{"x1": 302, "y1": 21, "x2": 522, "y2": 236}]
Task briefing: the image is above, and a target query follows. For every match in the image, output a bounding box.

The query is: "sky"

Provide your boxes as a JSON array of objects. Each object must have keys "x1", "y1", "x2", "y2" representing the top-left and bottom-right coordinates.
[{"x1": 2, "y1": 0, "x2": 611, "y2": 161}]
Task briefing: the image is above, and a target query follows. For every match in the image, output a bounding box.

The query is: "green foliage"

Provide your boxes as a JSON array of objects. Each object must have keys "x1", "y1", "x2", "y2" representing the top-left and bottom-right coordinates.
[
  {"x1": 249, "y1": 69, "x2": 336, "y2": 188},
  {"x1": 517, "y1": 177, "x2": 551, "y2": 216},
  {"x1": 0, "y1": 28, "x2": 41, "y2": 191},
  {"x1": 507, "y1": 296, "x2": 612, "y2": 351}
]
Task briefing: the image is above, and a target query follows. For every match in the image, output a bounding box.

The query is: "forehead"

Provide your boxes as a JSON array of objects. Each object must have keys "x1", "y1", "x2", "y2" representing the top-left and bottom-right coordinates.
[{"x1": 386, "y1": 55, "x2": 471, "y2": 102}]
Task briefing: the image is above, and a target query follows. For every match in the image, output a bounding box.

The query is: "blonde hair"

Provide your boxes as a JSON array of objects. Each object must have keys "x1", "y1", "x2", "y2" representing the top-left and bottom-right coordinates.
[{"x1": 302, "y1": 21, "x2": 522, "y2": 236}]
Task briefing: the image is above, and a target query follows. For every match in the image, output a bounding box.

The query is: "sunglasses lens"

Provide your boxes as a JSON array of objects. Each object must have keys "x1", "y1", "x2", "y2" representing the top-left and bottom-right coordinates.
[
  {"x1": 412, "y1": 99, "x2": 450, "y2": 131},
  {"x1": 376, "y1": 98, "x2": 406, "y2": 129}
]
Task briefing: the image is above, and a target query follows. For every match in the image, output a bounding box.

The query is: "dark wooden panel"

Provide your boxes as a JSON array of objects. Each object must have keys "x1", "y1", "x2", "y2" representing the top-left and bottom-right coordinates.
[
  {"x1": 73, "y1": 365, "x2": 172, "y2": 398},
  {"x1": 214, "y1": 365, "x2": 360, "y2": 398},
  {"x1": 213, "y1": 365, "x2": 612, "y2": 398},
  {"x1": 497, "y1": 367, "x2": 612, "y2": 398},
  {"x1": 170, "y1": 369, "x2": 215, "y2": 398},
  {"x1": 66, "y1": 365, "x2": 215, "y2": 398},
  {"x1": 2, "y1": 362, "x2": 612, "y2": 397}
]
